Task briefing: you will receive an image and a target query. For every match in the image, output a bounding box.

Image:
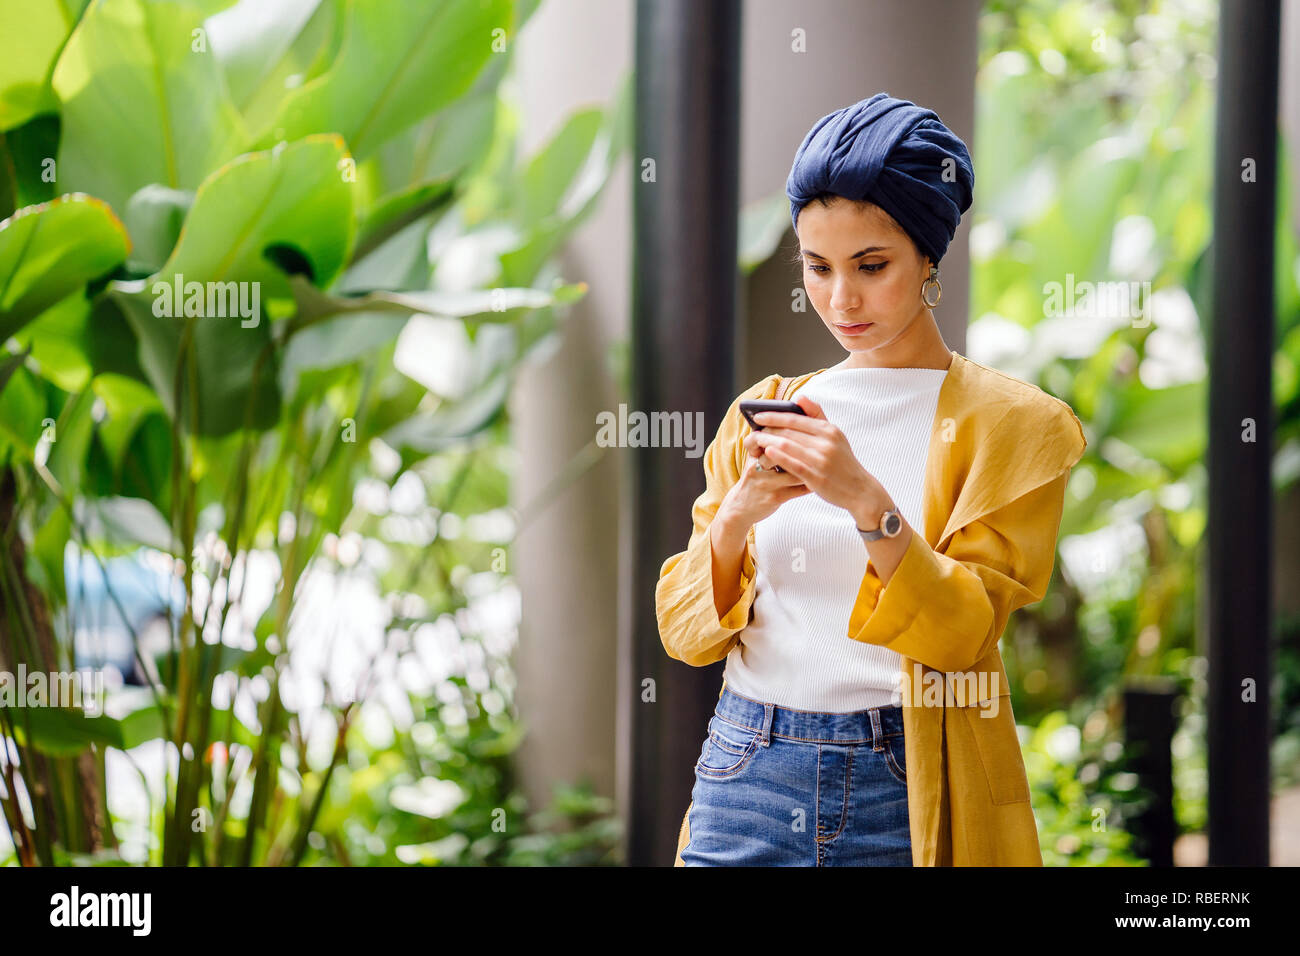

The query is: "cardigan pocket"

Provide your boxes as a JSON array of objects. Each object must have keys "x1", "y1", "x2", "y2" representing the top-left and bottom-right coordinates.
[{"x1": 960, "y1": 688, "x2": 1032, "y2": 805}]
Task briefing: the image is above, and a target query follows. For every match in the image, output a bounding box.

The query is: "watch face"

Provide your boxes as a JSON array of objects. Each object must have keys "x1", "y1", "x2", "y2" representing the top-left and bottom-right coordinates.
[{"x1": 884, "y1": 512, "x2": 902, "y2": 536}]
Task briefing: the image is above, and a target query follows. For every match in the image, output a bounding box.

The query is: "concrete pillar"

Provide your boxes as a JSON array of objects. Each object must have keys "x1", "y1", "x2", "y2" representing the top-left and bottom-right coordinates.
[{"x1": 510, "y1": 0, "x2": 634, "y2": 819}]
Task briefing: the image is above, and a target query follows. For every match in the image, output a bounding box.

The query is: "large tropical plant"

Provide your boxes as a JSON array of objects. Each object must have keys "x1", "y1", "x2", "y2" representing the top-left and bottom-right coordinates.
[{"x1": 0, "y1": 0, "x2": 628, "y2": 865}]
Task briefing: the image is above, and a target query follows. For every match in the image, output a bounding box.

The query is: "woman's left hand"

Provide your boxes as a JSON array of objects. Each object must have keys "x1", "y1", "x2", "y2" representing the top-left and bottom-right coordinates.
[{"x1": 751, "y1": 396, "x2": 892, "y2": 526}]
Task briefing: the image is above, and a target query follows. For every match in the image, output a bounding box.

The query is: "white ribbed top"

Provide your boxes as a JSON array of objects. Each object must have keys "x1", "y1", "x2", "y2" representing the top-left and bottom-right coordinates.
[{"x1": 721, "y1": 363, "x2": 948, "y2": 712}]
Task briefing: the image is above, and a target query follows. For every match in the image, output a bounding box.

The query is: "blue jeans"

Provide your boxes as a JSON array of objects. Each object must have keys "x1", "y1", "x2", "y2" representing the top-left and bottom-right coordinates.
[{"x1": 680, "y1": 681, "x2": 912, "y2": 866}]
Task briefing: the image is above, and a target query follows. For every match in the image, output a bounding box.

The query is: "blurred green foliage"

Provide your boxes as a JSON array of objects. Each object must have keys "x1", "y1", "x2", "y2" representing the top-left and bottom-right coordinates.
[
  {"x1": 975, "y1": 0, "x2": 1298, "y2": 863},
  {"x1": 0, "y1": 0, "x2": 626, "y2": 866}
]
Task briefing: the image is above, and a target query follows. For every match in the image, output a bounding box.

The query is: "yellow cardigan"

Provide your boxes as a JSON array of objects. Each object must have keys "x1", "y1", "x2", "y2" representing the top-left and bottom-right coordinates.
[{"x1": 656, "y1": 349, "x2": 1088, "y2": 866}]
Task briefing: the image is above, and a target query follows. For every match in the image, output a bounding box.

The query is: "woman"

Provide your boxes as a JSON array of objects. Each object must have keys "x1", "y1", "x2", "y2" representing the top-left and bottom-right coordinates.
[{"x1": 655, "y1": 93, "x2": 1087, "y2": 866}]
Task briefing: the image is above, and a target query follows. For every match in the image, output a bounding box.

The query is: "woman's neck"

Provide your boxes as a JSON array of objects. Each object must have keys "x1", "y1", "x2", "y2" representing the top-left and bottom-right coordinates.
[
  {"x1": 837, "y1": 311, "x2": 953, "y2": 370},
  {"x1": 838, "y1": 345, "x2": 953, "y2": 371}
]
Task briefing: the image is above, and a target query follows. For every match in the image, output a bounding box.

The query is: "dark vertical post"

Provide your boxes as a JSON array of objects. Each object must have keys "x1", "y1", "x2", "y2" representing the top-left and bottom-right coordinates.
[
  {"x1": 1206, "y1": 0, "x2": 1278, "y2": 865},
  {"x1": 622, "y1": 0, "x2": 744, "y2": 865},
  {"x1": 1122, "y1": 684, "x2": 1179, "y2": 866}
]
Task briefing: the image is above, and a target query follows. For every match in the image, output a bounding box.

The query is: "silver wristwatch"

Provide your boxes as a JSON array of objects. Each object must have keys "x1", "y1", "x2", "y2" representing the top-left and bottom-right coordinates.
[{"x1": 858, "y1": 508, "x2": 902, "y2": 542}]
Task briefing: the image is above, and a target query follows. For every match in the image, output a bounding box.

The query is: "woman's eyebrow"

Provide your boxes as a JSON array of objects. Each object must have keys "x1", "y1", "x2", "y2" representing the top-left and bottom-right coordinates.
[{"x1": 801, "y1": 246, "x2": 892, "y2": 260}]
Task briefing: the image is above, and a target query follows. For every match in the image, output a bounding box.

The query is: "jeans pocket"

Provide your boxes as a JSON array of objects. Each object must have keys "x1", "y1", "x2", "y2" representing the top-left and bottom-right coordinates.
[
  {"x1": 882, "y1": 735, "x2": 907, "y2": 784},
  {"x1": 696, "y1": 715, "x2": 761, "y2": 778}
]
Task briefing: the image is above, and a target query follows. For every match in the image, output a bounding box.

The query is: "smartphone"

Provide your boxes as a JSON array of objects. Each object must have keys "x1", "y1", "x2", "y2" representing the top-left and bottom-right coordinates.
[
  {"x1": 738, "y1": 399, "x2": 806, "y2": 473},
  {"x1": 739, "y1": 399, "x2": 806, "y2": 431}
]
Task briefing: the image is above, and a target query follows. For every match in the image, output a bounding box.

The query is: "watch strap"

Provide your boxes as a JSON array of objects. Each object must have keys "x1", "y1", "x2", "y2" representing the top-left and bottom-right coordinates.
[{"x1": 858, "y1": 508, "x2": 901, "y2": 540}]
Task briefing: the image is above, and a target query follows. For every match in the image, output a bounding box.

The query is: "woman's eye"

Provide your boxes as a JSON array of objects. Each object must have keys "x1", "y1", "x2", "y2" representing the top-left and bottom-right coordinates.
[{"x1": 805, "y1": 263, "x2": 885, "y2": 274}]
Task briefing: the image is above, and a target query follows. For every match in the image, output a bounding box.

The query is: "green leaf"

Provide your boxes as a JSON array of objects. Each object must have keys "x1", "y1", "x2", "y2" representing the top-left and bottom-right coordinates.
[
  {"x1": 117, "y1": 703, "x2": 169, "y2": 748},
  {"x1": 155, "y1": 134, "x2": 355, "y2": 295},
  {"x1": 44, "y1": 386, "x2": 96, "y2": 495},
  {"x1": 0, "y1": 360, "x2": 45, "y2": 456},
  {"x1": 367, "y1": 84, "x2": 500, "y2": 195},
  {"x1": 11, "y1": 291, "x2": 94, "y2": 393},
  {"x1": 262, "y1": 0, "x2": 514, "y2": 158},
  {"x1": 7, "y1": 700, "x2": 171, "y2": 756},
  {"x1": 1108, "y1": 379, "x2": 1206, "y2": 471},
  {"x1": 101, "y1": 411, "x2": 172, "y2": 509},
  {"x1": 338, "y1": 214, "x2": 434, "y2": 294},
  {"x1": 6, "y1": 710, "x2": 102, "y2": 756},
  {"x1": 0, "y1": 0, "x2": 85, "y2": 131},
  {"x1": 382, "y1": 363, "x2": 511, "y2": 454},
  {"x1": 207, "y1": 0, "x2": 339, "y2": 140},
  {"x1": 349, "y1": 56, "x2": 506, "y2": 267},
  {"x1": 279, "y1": 310, "x2": 409, "y2": 396},
  {"x1": 287, "y1": 272, "x2": 584, "y2": 328},
  {"x1": 0, "y1": 113, "x2": 61, "y2": 217},
  {"x1": 381, "y1": 321, "x2": 515, "y2": 453},
  {"x1": 32, "y1": 497, "x2": 72, "y2": 606},
  {"x1": 0, "y1": 194, "x2": 130, "y2": 339},
  {"x1": 516, "y1": 108, "x2": 604, "y2": 225},
  {"x1": 352, "y1": 176, "x2": 456, "y2": 266},
  {"x1": 51, "y1": 0, "x2": 247, "y2": 214},
  {"x1": 92, "y1": 372, "x2": 165, "y2": 475},
  {"x1": 6, "y1": 704, "x2": 152, "y2": 757},
  {"x1": 498, "y1": 77, "x2": 628, "y2": 286},
  {"x1": 123, "y1": 184, "x2": 193, "y2": 276},
  {"x1": 105, "y1": 283, "x2": 280, "y2": 437},
  {"x1": 84, "y1": 289, "x2": 150, "y2": 384}
]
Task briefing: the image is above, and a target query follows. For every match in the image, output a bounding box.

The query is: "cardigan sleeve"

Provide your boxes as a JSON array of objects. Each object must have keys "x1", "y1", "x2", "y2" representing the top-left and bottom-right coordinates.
[
  {"x1": 655, "y1": 375, "x2": 779, "y2": 667},
  {"x1": 846, "y1": 463, "x2": 1076, "y2": 675},
  {"x1": 845, "y1": 390, "x2": 1087, "y2": 674}
]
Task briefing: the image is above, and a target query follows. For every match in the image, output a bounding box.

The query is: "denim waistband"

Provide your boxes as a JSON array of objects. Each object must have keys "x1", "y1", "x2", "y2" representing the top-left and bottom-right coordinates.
[{"x1": 715, "y1": 680, "x2": 904, "y2": 748}]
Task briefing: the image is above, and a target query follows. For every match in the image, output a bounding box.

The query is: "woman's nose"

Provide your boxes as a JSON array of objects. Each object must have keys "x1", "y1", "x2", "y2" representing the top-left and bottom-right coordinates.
[{"x1": 829, "y1": 280, "x2": 861, "y2": 311}]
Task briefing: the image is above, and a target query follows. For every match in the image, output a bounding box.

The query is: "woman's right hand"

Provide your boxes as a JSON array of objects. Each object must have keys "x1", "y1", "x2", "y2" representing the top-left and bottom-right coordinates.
[
  {"x1": 716, "y1": 431, "x2": 811, "y2": 530},
  {"x1": 707, "y1": 436, "x2": 809, "y2": 621}
]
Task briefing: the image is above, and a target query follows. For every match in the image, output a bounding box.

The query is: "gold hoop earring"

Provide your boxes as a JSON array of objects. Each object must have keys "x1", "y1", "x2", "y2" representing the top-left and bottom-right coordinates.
[{"x1": 921, "y1": 265, "x2": 942, "y2": 308}]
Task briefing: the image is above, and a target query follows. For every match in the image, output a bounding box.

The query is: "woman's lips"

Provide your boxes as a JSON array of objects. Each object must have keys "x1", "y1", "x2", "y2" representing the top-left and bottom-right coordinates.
[{"x1": 835, "y1": 322, "x2": 873, "y2": 335}]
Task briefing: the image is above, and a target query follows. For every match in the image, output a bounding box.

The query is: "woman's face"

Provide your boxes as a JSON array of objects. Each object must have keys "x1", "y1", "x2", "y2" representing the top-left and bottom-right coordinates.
[{"x1": 795, "y1": 198, "x2": 933, "y2": 354}]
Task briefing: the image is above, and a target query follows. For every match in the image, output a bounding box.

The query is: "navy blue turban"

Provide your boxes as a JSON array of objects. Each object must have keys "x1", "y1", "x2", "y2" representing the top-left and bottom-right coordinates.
[{"x1": 786, "y1": 92, "x2": 974, "y2": 266}]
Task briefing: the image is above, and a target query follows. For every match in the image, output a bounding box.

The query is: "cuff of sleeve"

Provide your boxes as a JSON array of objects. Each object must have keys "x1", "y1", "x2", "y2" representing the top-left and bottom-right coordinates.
[
  {"x1": 685, "y1": 520, "x2": 757, "y2": 632},
  {"x1": 846, "y1": 530, "x2": 938, "y2": 645}
]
